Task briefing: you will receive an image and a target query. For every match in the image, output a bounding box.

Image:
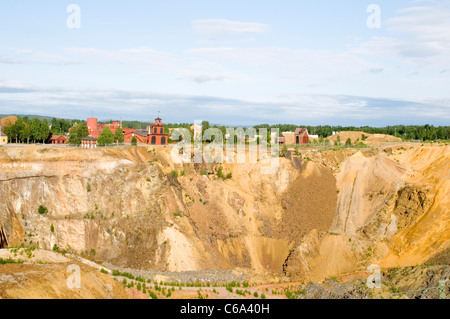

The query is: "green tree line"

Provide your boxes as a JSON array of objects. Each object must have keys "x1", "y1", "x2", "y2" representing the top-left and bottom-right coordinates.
[
  {"x1": 3, "y1": 117, "x2": 85, "y2": 144},
  {"x1": 3, "y1": 117, "x2": 51, "y2": 143},
  {"x1": 253, "y1": 124, "x2": 450, "y2": 141}
]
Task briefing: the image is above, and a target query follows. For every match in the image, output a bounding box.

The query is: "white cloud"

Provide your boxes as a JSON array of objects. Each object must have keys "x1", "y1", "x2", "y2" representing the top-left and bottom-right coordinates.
[
  {"x1": 13, "y1": 49, "x2": 79, "y2": 65},
  {"x1": 180, "y1": 74, "x2": 229, "y2": 84},
  {"x1": 353, "y1": 2, "x2": 450, "y2": 69}
]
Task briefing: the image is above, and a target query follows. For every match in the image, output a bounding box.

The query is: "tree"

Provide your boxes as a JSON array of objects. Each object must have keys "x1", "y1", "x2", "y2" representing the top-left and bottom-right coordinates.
[
  {"x1": 113, "y1": 128, "x2": 124, "y2": 144},
  {"x1": 13, "y1": 118, "x2": 25, "y2": 143},
  {"x1": 30, "y1": 118, "x2": 42, "y2": 143},
  {"x1": 131, "y1": 136, "x2": 137, "y2": 146},
  {"x1": 345, "y1": 138, "x2": 352, "y2": 146},
  {"x1": 20, "y1": 118, "x2": 32, "y2": 144},
  {"x1": 68, "y1": 123, "x2": 89, "y2": 145},
  {"x1": 97, "y1": 127, "x2": 114, "y2": 146},
  {"x1": 39, "y1": 119, "x2": 50, "y2": 143},
  {"x1": 335, "y1": 136, "x2": 341, "y2": 146}
]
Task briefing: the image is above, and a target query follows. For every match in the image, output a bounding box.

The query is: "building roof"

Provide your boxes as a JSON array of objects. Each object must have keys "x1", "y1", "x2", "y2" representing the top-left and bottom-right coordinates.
[
  {"x1": 135, "y1": 129, "x2": 148, "y2": 137},
  {"x1": 294, "y1": 128, "x2": 309, "y2": 136},
  {"x1": 49, "y1": 135, "x2": 67, "y2": 141},
  {"x1": 0, "y1": 132, "x2": 7, "y2": 137},
  {"x1": 81, "y1": 136, "x2": 97, "y2": 141}
]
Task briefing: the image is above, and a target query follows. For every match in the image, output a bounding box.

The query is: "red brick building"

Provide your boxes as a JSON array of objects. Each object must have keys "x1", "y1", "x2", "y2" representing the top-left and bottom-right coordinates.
[
  {"x1": 294, "y1": 128, "x2": 309, "y2": 144},
  {"x1": 48, "y1": 135, "x2": 68, "y2": 145},
  {"x1": 83, "y1": 117, "x2": 169, "y2": 145},
  {"x1": 147, "y1": 118, "x2": 169, "y2": 145},
  {"x1": 123, "y1": 128, "x2": 148, "y2": 143},
  {"x1": 277, "y1": 128, "x2": 309, "y2": 145},
  {"x1": 87, "y1": 118, "x2": 121, "y2": 138}
]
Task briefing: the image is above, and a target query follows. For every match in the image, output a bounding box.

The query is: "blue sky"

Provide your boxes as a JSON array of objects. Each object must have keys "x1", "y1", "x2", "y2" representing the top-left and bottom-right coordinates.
[{"x1": 0, "y1": 0, "x2": 449, "y2": 125}]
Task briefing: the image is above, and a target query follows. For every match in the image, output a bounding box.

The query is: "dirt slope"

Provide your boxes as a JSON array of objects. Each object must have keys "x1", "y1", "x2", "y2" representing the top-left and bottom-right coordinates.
[{"x1": 327, "y1": 131, "x2": 401, "y2": 145}]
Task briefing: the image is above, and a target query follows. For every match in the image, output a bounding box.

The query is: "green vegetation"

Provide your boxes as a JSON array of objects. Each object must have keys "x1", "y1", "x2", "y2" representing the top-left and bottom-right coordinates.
[
  {"x1": 38, "y1": 205, "x2": 48, "y2": 215},
  {"x1": 217, "y1": 166, "x2": 232, "y2": 180},
  {"x1": 3, "y1": 116, "x2": 51, "y2": 144},
  {"x1": 50, "y1": 223, "x2": 54, "y2": 233},
  {"x1": 97, "y1": 127, "x2": 114, "y2": 146},
  {"x1": 0, "y1": 257, "x2": 23, "y2": 264},
  {"x1": 170, "y1": 170, "x2": 178, "y2": 178},
  {"x1": 112, "y1": 269, "x2": 121, "y2": 276},
  {"x1": 100, "y1": 268, "x2": 108, "y2": 274},
  {"x1": 113, "y1": 127, "x2": 124, "y2": 144},
  {"x1": 280, "y1": 145, "x2": 288, "y2": 157},
  {"x1": 68, "y1": 122, "x2": 89, "y2": 145},
  {"x1": 131, "y1": 136, "x2": 137, "y2": 146},
  {"x1": 253, "y1": 123, "x2": 450, "y2": 141},
  {"x1": 345, "y1": 137, "x2": 352, "y2": 146}
]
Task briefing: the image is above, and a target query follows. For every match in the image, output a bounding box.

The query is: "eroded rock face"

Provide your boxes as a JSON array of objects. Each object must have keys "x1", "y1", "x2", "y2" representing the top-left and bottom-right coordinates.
[
  {"x1": 0, "y1": 147, "x2": 336, "y2": 277},
  {"x1": 361, "y1": 185, "x2": 433, "y2": 240},
  {"x1": 394, "y1": 186, "x2": 432, "y2": 230},
  {"x1": 0, "y1": 144, "x2": 448, "y2": 282}
]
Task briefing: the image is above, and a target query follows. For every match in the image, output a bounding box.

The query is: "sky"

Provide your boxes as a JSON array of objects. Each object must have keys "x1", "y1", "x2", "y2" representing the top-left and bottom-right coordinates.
[{"x1": 0, "y1": 0, "x2": 449, "y2": 126}]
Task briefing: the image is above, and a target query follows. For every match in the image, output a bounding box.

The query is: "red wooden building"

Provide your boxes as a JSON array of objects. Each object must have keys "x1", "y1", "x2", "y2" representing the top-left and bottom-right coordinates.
[
  {"x1": 48, "y1": 135, "x2": 68, "y2": 145},
  {"x1": 147, "y1": 118, "x2": 169, "y2": 145}
]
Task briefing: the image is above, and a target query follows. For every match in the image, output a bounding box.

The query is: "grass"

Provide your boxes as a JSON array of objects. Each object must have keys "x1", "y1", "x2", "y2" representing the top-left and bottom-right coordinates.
[
  {"x1": 217, "y1": 166, "x2": 232, "y2": 180},
  {"x1": 317, "y1": 142, "x2": 371, "y2": 153},
  {"x1": 0, "y1": 257, "x2": 23, "y2": 264}
]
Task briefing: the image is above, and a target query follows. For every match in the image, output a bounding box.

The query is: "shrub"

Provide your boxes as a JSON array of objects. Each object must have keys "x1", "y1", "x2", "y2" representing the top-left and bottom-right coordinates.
[
  {"x1": 50, "y1": 224, "x2": 54, "y2": 233},
  {"x1": 280, "y1": 145, "x2": 288, "y2": 157},
  {"x1": 217, "y1": 166, "x2": 225, "y2": 179},
  {"x1": 254, "y1": 292, "x2": 259, "y2": 297},
  {"x1": 170, "y1": 170, "x2": 178, "y2": 178},
  {"x1": 345, "y1": 138, "x2": 352, "y2": 146},
  {"x1": 261, "y1": 293, "x2": 266, "y2": 299},
  {"x1": 149, "y1": 291, "x2": 158, "y2": 299},
  {"x1": 112, "y1": 269, "x2": 121, "y2": 276},
  {"x1": 38, "y1": 205, "x2": 48, "y2": 215},
  {"x1": 100, "y1": 268, "x2": 108, "y2": 274},
  {"x1": 0, "y1": 257, "x2": 22, "y2": 264}
]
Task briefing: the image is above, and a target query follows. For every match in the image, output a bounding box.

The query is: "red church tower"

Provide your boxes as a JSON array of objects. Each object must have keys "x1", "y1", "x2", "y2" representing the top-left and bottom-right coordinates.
[{"x1": 147, "y1": 118, "x2": 169, "y2": 145}]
